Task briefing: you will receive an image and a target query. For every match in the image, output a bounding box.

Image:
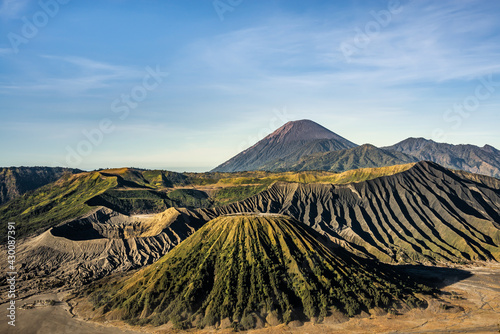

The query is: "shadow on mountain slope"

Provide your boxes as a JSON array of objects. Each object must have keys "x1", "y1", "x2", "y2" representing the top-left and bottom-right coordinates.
[{"x1": 390, "y1": 264, "x2": 474, "y2": 289}]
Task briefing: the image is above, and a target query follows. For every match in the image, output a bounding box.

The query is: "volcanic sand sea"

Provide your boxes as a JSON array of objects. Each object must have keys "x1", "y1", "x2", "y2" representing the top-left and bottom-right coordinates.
[
  {"x1": 0, "y1": 291, "x2": 144, "y2": 334},
  {"x1": 1, "y1": 263, "x2": 500, "y2": 334}
]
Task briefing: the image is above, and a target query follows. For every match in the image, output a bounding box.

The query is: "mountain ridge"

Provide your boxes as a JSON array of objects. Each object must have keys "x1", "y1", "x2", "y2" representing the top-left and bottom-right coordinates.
[
  {"x1": 3, "y1": 161, "x2": 499, "y2": 305},
  {"x1": 384, "y1": 137, "x2": 500, "y2": 178}
]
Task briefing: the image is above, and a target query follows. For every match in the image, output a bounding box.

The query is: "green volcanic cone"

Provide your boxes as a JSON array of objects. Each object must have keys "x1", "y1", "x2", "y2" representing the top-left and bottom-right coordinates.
[{"x1": 87, "y1": 214, "x2": 427, "y2": 329}]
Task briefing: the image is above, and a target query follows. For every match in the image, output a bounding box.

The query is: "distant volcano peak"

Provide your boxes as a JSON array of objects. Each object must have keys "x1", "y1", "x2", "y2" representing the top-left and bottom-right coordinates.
[
  {"x1": 211, "y1": 120, "x2": 357, "y2": 172},
  {"x1": 264, "y1": 119, "x2": 348, "y2": 144}
]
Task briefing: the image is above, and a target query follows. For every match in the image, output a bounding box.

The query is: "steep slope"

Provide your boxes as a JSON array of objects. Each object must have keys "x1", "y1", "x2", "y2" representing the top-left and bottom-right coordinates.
[
  {"x1": 0, "y1": 166, "x2": 81, "y2": 205},
  {"x1": 284, "y1": 144, "x2": 418, "y2": 172},
  {"x1": 86, "y1": 214, "x2": 427, "y2": 329},
  {"x1": 1, "y1": 165, "x2": 424, "y2": 297},
  {"x1": 211, "y1": 120, "x2": 357, "y2": 172},
  {"x1": 208, "y1": 162, "x2": 500, "y2": 263},
  {"x1": 0, "y1": 171, "x2": 119, "y2": 239},
  {"x1": 385, "y1": 138, "x2": 500, "y2": 178}
]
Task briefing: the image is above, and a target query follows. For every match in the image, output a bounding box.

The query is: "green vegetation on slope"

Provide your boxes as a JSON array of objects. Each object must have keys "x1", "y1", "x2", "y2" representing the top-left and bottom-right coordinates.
[
  {"x1": 99, "y1": 168, "x2": 189, "y2": 188},
  {"x1": 211, "y1": 162, "x2": 500, "y2": 264},
  {"x1": 0, "y1": 166, "x2": 81, "y2": 205},
  {"x1": 211, "y1": 184, "x2": 269, "y2": 207},
  {"x1": 85, "y1": 214, "x2": 429, "y2": 330},
  {"x1": 86, "y1": 189, "x2": 173, "y2": 215},
  {"x1": 188, "y1": 163, "x2": 416, "y2": 187},
  {"x1": 286, "y1": 144, "x2": 418, "y2": 173},
  {"x1": 166, "y1": 189, "x2": 211, "y2": 208},
  {"x1": 88, "y1": 188, "x2": 212, "y2": 215},
  {"x1": 0, "y1": 172, "x2": 117, "y2": 239}
]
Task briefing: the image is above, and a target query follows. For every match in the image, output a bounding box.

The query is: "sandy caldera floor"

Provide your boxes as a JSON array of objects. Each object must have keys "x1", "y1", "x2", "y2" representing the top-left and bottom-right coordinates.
[{"x1": 1, "y1": 263, "x2": 500, "y2": 334}]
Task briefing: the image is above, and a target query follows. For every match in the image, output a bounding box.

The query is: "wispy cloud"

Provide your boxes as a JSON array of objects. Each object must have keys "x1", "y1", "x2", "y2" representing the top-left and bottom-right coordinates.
[
  {"x1": 0, "y1": 47, "x2": 13, "y2": 55},
  {"x1": 184, "y1": 0, "x2": 500, "y2": 90},
  {"x1": 1, "y1": 55, "x2": 144, "y2": 94},
  {"x1": 0, "y1": 0, "x2": 30, "y2": 20},
  {"x1": 40, "y1": 55, "x2": 136, "y2": 74},
  {"x1": 336, "y1": 1, "x2": 500, "y2": 84}
]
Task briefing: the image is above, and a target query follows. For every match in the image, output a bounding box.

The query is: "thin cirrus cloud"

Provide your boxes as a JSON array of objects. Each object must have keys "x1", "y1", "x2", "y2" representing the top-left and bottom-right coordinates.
[
  {"x1": 340, "y1": 9, "x2": 500, "y2": 84},
  {"x1": 185, "y1": 3, "x2": 500, "y2": 90},
  {"x1": 40, "y1": 55, "x2": 136, "y2": 73},
  {"x1": 0, "y1": 47, "x2": 13, "y2": 55},
  {"x1": 1, "y1": 55, "x2": 145, "y2": 95},
  {"x1": 0, "y1": 0, "x2": 30, "y2": 20}
]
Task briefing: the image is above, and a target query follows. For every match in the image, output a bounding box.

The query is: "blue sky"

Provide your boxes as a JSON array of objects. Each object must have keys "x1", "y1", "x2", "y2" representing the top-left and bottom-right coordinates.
[{"x1": 1, "y1": 0, "x2": 499, "y2": 171}]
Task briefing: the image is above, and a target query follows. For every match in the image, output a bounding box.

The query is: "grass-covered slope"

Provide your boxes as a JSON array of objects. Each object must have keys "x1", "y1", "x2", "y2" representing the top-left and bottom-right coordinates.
[
  {"x1": 87, "y1": 188, "x2": 212, "y2": 214},
  {"x1": 86, "y1": 214, "x2": 427, "y2": 330},
  {"x1": 286, "y1": 144, "x2": 418, "y2": 172},
  {"x1": 98, "y1": 168, "x2": 190, "y2": 188},
  {"x1": 197, "y1": 163, "x2": 416, "y2": 187},
  {"x1": 0, "y1": 166, "x2": 82, "y2": 205},
  {"x1": 0, "y1": 172, "x2": 118, "y2": 239}
]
